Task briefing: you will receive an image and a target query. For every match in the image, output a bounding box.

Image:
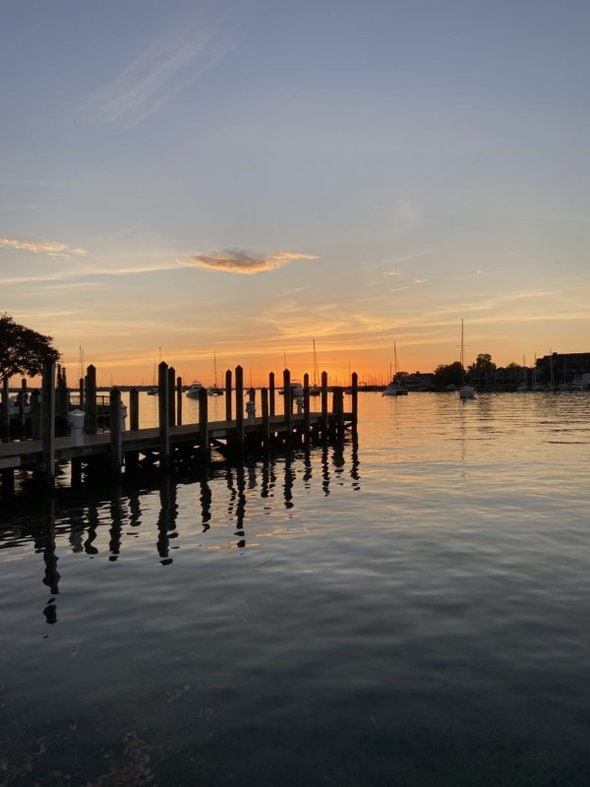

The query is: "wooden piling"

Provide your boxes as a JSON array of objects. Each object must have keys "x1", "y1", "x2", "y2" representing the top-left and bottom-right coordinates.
[
  {"x1": 321, "y1": 371, "x2": 329, "y2": 437},
  {"x1": 129, "y1": 389, "x2": 139, "y2": 430},
  {"x1": 333, "y1": 387, "x2": 344, "y2": 437},
  {"x1": 235, "y1": 365, "x2": 244, "y2": 450},
  {"x1": 176, "y1": 376, "x2": 183, "y2": 426},
  {"x1": 78, "y1": 377, "x2": 85, "y2": 410},
  {"x1": 19, "y1": 378, "x2": 27, "y2": 439},
  {"x1": 269, "y1": 372, "x2": 276, "y2": 417},
  {"x1": 283, "y1": 369, "x2": 292, "y2": 435},
  {"x1": 303, "y1": 373, "x2": 311, "y2": 434},
  {"x1": 199, "y1": 387, "x2": 209, "y2": 459},
  {"x1": 41, "y1": 357, "x2": 56, "y2": 487},
  {"x1": 158, "y1": 361, "x2": 170, "y2": 465},
  {"x1": 85, "y1": 365, "x2": 97, "y2": 435},
  {"x1": 1, "y1": 376, "x2": 9, "y2": 442},
  {"x1": 167, "y1": 367, "x2": 176, "y2": 427},
  {"x1": 109, "y1": 388, "x2": 123, "y2": 472},
  {"x1": 225, "y1": 369, "x2": 232, "y2": 421},
  {"x1": 351, "y1": 372, "x2": 358, "y2": 428},
  {"x1": 261, "y1": 387, "x2": 270, "y2": 446},
  {"x1": 30, "y1": 390, "x2": 41, "y2": 439}
]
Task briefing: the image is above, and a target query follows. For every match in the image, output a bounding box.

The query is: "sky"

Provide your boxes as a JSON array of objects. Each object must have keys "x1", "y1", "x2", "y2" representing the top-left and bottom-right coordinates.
[{"x1": 1, "y1": 0, "x2": 589, "y2": 386}]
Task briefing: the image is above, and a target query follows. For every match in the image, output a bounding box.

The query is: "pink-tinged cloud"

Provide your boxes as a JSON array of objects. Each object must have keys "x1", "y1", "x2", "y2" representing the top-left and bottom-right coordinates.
[
  {"x1": 0, "y1": 236, "x2": 88, "y2": 257},
  {"x1": 179, "y1": 248, "x2": 318, "y2": 275}
]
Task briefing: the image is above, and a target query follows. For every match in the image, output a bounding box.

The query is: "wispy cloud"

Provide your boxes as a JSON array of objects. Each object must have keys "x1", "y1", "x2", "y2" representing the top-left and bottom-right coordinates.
[
  {"x1": 87, "y1": 20, "x2": 238, "y2": 127},
  {"x1": 180, "y1": 248, "x2": 318, "y2": 275},
  {"x1": 0, "y1": 236, "x2": 88, "y2": 257}
]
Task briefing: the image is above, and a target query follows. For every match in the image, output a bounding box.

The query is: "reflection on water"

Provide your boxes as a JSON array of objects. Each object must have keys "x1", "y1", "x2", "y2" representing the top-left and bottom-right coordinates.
[{"x1": 2, "y1": 393, "x2": 590, "y2": 785}]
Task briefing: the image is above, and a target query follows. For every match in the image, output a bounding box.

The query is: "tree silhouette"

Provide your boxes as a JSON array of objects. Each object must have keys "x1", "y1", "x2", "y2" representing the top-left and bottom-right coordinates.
[{"x1": 0, "y1": 313, "x2": 60, "y2": 381}]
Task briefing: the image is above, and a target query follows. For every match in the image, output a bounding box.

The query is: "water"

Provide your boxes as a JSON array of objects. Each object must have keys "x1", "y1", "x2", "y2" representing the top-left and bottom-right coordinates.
[{"x1": 2, "y1": 392, "x2": 590, "y2": 785}]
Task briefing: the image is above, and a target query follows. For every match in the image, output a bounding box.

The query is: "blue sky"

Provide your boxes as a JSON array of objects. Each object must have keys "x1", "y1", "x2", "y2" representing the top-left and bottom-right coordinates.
[{"x1": 1, "y1": 0, "x2": 589, "y2": 384}]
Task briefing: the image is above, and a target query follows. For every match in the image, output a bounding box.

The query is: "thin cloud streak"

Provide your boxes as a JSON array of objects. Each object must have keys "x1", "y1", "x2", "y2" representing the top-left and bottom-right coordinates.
[
  {"x1": 180, "y1": 249, "x2": 318, "y2": 275},
  {"x1": 0, "y1": 236, "x2": 88, "y2": 257},
  {"x1": 87, "y1": 21, "x2": 238, "y2": 127}
]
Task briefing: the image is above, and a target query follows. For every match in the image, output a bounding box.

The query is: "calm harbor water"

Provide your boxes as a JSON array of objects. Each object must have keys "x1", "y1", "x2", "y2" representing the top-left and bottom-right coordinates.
[{"x1": 2, "y1": 391, "x2": 590, "y2": 785}]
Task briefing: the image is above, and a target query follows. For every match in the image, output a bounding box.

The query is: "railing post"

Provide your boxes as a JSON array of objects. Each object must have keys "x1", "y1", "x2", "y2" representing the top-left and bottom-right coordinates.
[{"x1": 19, "y1": 378, "x2": 27, "y2": 439}]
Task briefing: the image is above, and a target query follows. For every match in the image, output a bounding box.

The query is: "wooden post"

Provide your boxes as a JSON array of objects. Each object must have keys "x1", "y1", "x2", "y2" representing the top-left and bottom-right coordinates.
[
  {"x1": 109, "y1": 387, "x2": 123, "y2": 472},
  {"x1": 283, "y1": 369, "x2": 292, "y2": 438},
  {"x1": 78, "y1": 377, "x2": 85, "y2": 410},
  {"x1": 333, "y1": 387, "x2": 344, "y2": 437},
  {"x1": 261, "y1": 387, "x2": 270, "y2": 447},
  {"x1": 321, "y1": 370, "x2": 329, "y2": 437},
  {"x1": 225, "y1": 369, "x2": 232, "y2": 421},
  {"x1": 199, "y1": 387, "x2": 209, "y2": 459},
  {"x1": 129, "y1": 389, "x2": 139, "y2": 430},
  {"x1": 19, "y1": 378, "x2": 27, "y2": 439},
  {"x1": 303, "y1": 372, "x2": 311, "y2": 435},
  {"x1": 85, "y1": 365, "x2": 97, "y2": 435},
  {"x1": 167, "y1": 367, "x2": 175, "y2": 426},
  {"x1": 176, "y1": 376, "x2": 182, "y2": 426},
  {"x1": 158, "y1": 361, "x2": 170, "y2": 466},
  {"x1": 30, "y1": 390, "x2": 41, "y2": 439},
  {"x1": 41, "y1": 357, "x2": 56, "y2": 487},
  {"x1": 269, "y1": 372, "x2": 276, "y2": 417},
  {"x1": 1, "y1": 376, "x2": 9, "y2": 442},
  {"x1": 351, "y1": 371, "x2": 358, "y2": 429},
  {"x1": 235, "y1": 365, "x2": 244, "y2": 450}
]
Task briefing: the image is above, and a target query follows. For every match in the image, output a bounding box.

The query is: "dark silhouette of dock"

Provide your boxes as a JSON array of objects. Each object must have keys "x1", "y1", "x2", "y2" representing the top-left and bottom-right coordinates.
[{"x1": 0, "y1": 360, "x2": 358, "y2": 498}]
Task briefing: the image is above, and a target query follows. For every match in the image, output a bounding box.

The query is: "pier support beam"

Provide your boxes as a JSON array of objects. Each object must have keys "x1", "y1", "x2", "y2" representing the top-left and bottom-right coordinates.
[
  {"x1": 225, "y1": 369, "x2": 232, "y2": 421},
  {"x1": 199, "y1": 387, "x2": 209, "y2": 460},
  {"x1": 85, "y1": 365, "x2": 97, "y2": 435},
  {"x1": 1, "y1": 376, "x2": 9, "y2": 442}
]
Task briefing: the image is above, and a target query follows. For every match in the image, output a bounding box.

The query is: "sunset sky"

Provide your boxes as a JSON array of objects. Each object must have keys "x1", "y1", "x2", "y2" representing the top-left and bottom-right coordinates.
[{"x1": 1, "y1": 1, "x2": 589, "y2": 386}]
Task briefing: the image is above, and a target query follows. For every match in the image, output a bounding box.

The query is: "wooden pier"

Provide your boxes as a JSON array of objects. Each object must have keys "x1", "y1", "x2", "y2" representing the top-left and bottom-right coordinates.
[{"x1": 0, "y1": 361, "x2": 358, "y2": 498}]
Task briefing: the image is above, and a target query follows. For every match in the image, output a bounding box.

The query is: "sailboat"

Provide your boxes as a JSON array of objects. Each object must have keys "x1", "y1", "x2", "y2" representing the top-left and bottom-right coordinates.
[
  {"x1": 208, "y1": 353, "x2": 224, "y2": 396},
  {"x1": 459, "y1": 320, "x2": 476, "y2": 400},
  {"x1": 383, "y1": 341, "x2": 408, "y2": 396},
  {"x1": 309, "y1": 339, "x2": 321, "y2": 396}
]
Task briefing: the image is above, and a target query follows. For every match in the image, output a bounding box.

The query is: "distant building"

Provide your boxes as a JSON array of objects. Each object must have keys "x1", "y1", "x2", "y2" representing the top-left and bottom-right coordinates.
[
  {"x1": 404, "y1": 372, "x2": 436, "y2": 391},
  {"x1": 536, "y1": 353, "x2": 590, "y2": 387}
]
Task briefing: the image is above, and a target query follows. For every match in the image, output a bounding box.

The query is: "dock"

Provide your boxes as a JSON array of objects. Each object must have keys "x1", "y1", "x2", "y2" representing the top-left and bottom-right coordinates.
[{"x1": 1, "y1": 360, "x2": 358, "y2": 498}]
